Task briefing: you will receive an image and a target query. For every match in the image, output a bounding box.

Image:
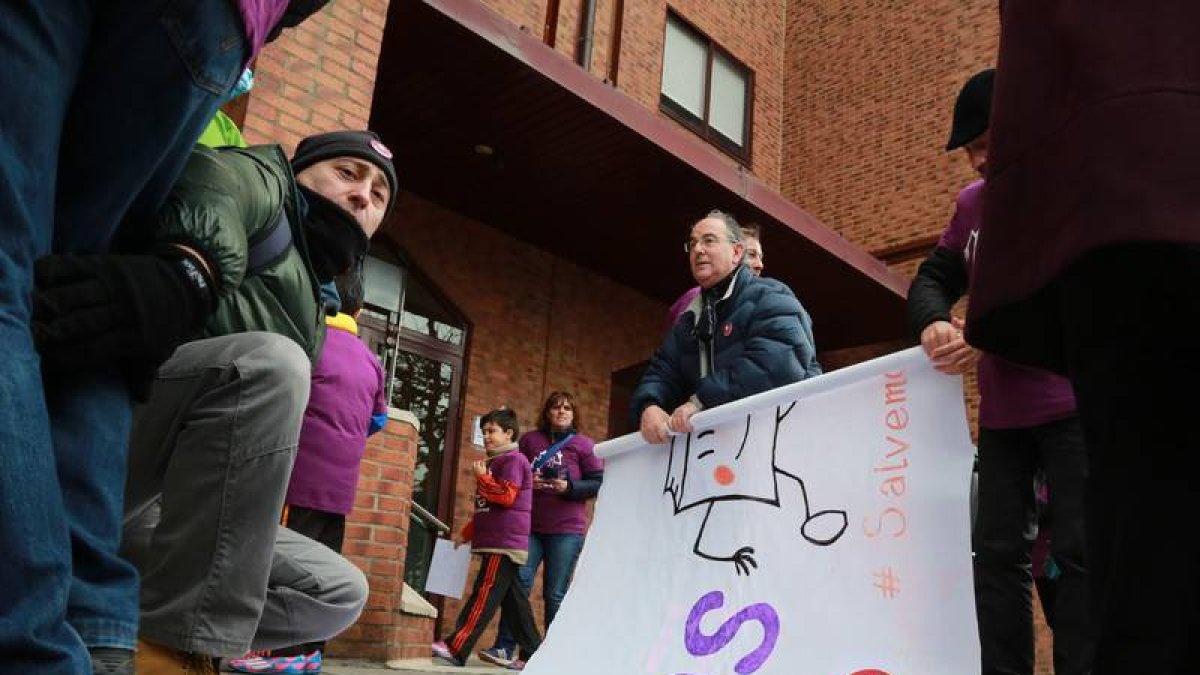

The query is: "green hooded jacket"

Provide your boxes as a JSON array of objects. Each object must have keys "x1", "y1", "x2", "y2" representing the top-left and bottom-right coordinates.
[{"x1": 154, "y1": 144, "x2": 325, "y2": 361}]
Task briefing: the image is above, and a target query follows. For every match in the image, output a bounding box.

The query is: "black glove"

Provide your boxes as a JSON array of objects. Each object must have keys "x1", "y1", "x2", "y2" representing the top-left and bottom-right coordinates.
[{"x1": 33, "y1": 253, "x2": 215, "y2": 374}]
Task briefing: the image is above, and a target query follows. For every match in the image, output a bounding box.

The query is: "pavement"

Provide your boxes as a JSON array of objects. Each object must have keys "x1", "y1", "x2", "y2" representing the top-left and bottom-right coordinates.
[{"x1": 322, "y1": 657, "x2": 505, "y2": 675}]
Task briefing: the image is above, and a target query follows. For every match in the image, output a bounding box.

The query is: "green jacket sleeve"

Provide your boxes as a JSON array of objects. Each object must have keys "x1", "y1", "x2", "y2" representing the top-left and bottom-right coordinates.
[{"x1": 151, "y1": 145, "x2": 290, "y2": 297}]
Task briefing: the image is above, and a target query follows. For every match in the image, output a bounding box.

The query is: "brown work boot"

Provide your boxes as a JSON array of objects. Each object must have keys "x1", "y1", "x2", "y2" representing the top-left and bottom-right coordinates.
[{"x1": 135, "y1": 638, "x2": 217, "y2": 674}]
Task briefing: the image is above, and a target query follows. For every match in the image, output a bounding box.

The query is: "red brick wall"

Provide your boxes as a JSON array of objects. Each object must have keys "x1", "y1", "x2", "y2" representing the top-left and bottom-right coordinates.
[
  {"x1": 780, "y1": 0, "x2": 998, "y2": 256},
  {"x1": 381, "y1": 192, "x2": 665, "y2": 641},
  {"x1": 241, "y1": 0, "x2": 391, "y2": 154},
  {"x1": 328, "y1": 416, "x2": 420, "y2": 659}
]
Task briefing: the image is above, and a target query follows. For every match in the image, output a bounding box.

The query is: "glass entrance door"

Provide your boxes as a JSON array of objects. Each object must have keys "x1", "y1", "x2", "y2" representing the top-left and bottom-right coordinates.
[
  {"x1": 359, "y1": 253, "x2": 469, "y2": 597},
  {"x1": 391, "y1": 347, "x2": 460, "y2": 593}
]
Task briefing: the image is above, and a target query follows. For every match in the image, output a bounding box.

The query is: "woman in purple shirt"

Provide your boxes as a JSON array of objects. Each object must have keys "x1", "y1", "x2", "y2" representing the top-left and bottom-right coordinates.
[{"x1": 480, "y1": 392, "x2": 604, "y2": 668}]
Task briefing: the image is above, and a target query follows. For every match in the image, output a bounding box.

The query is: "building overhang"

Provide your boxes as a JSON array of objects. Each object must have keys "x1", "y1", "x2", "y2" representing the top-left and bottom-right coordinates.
[{"x1": 371, "y1": 0, "x2": 909, "y2": 350}]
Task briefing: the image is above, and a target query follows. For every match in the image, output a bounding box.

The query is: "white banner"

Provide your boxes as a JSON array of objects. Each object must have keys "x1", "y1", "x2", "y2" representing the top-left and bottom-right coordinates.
[{"x1": 524, "y1": 348, "x2": 979, "y2": 675}]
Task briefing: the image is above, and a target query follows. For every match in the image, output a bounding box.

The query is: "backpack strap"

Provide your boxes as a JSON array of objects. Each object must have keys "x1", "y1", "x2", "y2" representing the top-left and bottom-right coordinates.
[
  {"x1": 245, "y1": 209, "x2": 293, "y2": 276},
  {"x1": 531, "y1": 432, "x2": 577, "y2": 473}
]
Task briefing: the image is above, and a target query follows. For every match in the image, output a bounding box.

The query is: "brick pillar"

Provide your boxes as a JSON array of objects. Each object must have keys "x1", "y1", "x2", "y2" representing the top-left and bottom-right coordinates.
[
  {"x1": 240, "y1": 0, "x2": 391, "y2": 153},
  {"x1": 327, "y1": 409, "x2": 420, "y2": 660}
]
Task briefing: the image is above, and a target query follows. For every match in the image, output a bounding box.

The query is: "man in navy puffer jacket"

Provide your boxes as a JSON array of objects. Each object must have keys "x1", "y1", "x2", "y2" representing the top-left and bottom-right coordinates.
[{"x1": 633, "y1": 211, "x2": 821, "y2": 444}]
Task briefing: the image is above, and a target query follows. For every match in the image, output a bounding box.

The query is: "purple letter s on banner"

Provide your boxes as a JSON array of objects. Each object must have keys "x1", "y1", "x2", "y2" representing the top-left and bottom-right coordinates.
[{"x1": 683, "y1": 590, "x2": 781, "y2": 674}]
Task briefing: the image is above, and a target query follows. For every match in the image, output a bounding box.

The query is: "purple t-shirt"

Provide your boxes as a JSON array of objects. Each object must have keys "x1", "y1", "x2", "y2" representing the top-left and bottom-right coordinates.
[
  {"x1": 286, "y1": 320, "x2": 387, "y2": 514},
  {"x1": 665, "y1": 286, "x2": 701, "y2": 333},
  {"x1": 521, "y1": 431, "x2": 603, "y2": 535},
  {"x1": 941, "y1": 180, "x2": 1077, "y2": 429},
  {"x1": 234, "y1": 0, "x2": 291, "y2": 60},
  {"x1": 472, "y1": 449, "x2": 533, "y2": 551}
]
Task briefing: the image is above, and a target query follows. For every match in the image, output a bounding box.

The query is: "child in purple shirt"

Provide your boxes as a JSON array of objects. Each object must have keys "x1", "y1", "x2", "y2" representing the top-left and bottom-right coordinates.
[{"x1": 433, "y1": 409, "x2": 541, "y2": 669}]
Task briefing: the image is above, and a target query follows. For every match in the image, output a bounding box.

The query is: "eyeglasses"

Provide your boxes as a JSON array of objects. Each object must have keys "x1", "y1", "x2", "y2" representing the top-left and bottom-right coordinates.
[{"x1": 684, "y1": 234, "x2": 736, "y2": 253}]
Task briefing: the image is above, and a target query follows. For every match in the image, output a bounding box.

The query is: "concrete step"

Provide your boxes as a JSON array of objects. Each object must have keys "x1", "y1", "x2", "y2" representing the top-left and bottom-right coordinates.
[{"x1": 323, "y1": 657, "x2": 506, "y2": 674}]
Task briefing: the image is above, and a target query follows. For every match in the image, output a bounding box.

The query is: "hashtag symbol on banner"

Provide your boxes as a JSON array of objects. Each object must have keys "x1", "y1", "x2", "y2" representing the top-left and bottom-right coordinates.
[{"x1": 873, "y1": 567, "x2": 900, "y2": 599}]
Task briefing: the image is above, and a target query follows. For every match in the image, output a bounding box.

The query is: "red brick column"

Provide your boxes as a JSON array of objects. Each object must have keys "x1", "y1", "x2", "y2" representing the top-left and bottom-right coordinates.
[
  {"x1": 240, "y1": 0, "x2": 391, "y2": 153},
  {"x1": 327, "y1": 409, "x2": 420, "y2": 660}
]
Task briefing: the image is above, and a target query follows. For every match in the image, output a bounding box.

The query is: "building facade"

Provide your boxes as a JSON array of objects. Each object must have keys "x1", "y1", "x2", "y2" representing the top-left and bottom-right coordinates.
[{"x1": 231, "y1": 0, "x2": 1049, "y2": 668}]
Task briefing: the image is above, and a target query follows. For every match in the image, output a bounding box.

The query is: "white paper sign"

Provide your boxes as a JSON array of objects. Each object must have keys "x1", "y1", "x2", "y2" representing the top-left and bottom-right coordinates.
[
  {"x1": 472, "y1": 416, "x2": 484, "y2": 447},
  {"x1": 524, "y1": 348, "x2": 980, "y2": 675},
  {"x1": 424, "y1": 538, "x2": 472, "y2": 599}
]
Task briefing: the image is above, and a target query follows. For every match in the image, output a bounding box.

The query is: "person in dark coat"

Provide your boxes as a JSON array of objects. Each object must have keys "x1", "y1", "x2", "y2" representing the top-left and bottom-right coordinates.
[
  {"x1": 908, "y1": 69, "x2": 1093, "y2": 675},
  {"x1": 632, "y1": 210, "x2": 820, "y2": 444},
  {"x1": 964, "y1": 4, "x2": 1200, "y2": 673}
]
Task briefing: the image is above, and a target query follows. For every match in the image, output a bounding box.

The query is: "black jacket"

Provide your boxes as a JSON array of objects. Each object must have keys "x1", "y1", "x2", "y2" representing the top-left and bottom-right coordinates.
[{"x1": 906, "y1": 246, "x2": 969, "y2": 341}]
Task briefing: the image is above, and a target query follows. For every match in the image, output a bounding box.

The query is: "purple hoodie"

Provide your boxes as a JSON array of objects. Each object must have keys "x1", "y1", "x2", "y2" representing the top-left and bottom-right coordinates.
[{"x1": 286, "y1": 315, "x2": 387, "y2": 514}]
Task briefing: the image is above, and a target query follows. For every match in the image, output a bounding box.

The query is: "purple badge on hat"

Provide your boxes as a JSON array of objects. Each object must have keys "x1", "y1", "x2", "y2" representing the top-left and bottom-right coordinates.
[{"x1": 370, "y1": 139, "x2": 393, "y2": 160}]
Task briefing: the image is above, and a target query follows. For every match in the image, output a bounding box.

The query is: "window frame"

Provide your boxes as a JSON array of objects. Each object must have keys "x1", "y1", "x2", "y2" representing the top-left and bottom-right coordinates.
[{"x1": 659, "y1": 9, "x2": 755, "y2": 164}]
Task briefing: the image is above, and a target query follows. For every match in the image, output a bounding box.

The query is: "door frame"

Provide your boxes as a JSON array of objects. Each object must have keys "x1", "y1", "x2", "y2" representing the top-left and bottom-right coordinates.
[{"x1": 393, "y1": 327, "x2": 467, "y2": 528}]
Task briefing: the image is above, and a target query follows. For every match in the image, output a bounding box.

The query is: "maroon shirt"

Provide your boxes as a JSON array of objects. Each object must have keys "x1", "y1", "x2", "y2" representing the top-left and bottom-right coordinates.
[
  {"x1": 968, "y1": 1, "x2": 1200, "y2": 367},
  {"x1": 943, "y1": 181, "x2": 1076, "y2": 429},
  {"x1": 521, "y1": 431, "x2": 603, "y2": 536}
]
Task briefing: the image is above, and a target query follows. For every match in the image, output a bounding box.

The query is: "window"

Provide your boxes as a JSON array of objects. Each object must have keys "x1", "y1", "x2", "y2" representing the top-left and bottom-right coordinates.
[{"x1": 660, "y1": 11, "x2": 753, "y2": 162}]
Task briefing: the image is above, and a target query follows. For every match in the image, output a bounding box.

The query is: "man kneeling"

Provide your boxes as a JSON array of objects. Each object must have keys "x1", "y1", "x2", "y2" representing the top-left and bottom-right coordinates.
[{"x1": 35, "y1": 130, "x2": 398, "y2": 673}]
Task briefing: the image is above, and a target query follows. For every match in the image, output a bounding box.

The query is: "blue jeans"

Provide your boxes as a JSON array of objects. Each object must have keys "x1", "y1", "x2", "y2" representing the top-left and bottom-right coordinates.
[
  {"x1": 494, "y1": 533, "x2": 586, "y2": 653},
  {"x1": 0, "y1": 1, "x2": 245, "y2": 669}
]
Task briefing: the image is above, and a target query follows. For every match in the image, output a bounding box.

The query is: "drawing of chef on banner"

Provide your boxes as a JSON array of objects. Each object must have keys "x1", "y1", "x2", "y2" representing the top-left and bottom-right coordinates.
[{"x1": 665, "y1": 401, "x2": 848, "y2": 575}]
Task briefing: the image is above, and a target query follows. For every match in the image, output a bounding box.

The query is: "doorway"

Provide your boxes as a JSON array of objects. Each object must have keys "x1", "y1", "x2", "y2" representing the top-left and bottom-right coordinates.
[{"x1": 358, "y1": 249, "x2": 470, "y2": 597}]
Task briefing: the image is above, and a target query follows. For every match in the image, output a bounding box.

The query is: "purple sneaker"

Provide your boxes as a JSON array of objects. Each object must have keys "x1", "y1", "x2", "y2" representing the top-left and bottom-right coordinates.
[
  {"x1": 431, "y1": 641, "x2": 464, "y2": 667},
  {"x1": 228, "y1": 653, "x2": 309, "y2": 674}
]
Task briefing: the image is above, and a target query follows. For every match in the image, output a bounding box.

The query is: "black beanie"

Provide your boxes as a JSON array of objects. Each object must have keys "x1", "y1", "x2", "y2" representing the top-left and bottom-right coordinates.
[
  {"x1": 292, "y1": 130, "x2": 399, "y2": 219},
  {"x1": 946, "y1": 68, "x2": 995, "y2": 151}
]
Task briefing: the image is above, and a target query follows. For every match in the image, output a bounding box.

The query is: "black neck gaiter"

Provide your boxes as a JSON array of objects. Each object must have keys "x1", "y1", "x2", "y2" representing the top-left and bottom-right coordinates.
[{"x1": 299, "y1": 186, "x2": 368, "y2": 282}]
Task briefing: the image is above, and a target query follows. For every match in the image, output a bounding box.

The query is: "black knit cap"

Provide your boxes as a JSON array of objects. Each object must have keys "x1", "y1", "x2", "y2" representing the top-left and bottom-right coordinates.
[
  {"x1": 292, "y1": 130, "x2": 398, "y2": 218},
  {"x1": 946, "y1": 68, "x2": 995, "y2": 151}
]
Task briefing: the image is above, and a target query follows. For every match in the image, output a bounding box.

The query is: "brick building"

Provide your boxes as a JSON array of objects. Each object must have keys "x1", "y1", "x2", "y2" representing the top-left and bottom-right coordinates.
[{"x1": 230, "y1": 0, "x2": 1051, "y2": 669}]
